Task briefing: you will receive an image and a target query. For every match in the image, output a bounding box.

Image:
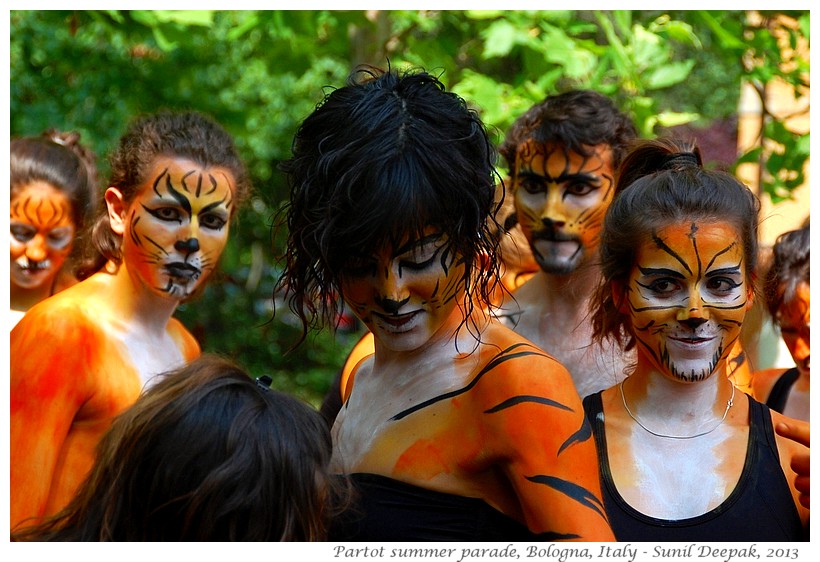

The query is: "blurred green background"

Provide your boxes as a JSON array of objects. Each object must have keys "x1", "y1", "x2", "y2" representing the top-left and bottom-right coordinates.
[{"x1": 10, "y1": 10, "x2": 809, "y2": 405}]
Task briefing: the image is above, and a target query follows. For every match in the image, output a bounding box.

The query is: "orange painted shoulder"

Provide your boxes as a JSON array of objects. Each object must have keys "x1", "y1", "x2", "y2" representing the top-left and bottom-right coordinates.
[{"x1": 340, "y1": 332, "x2": 375, "y2": 400}]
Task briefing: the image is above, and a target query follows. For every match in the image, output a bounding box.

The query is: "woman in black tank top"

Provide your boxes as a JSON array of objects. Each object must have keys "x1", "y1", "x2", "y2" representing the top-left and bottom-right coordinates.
[{"x1": 584, "y1": 138, "x2": 809, "y2": 541}]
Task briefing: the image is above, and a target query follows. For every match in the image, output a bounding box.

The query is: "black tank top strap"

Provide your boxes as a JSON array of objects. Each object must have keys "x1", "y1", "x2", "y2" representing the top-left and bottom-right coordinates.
[{"x1": 765, "y1": 367, "x2": 800, "y2": 413}]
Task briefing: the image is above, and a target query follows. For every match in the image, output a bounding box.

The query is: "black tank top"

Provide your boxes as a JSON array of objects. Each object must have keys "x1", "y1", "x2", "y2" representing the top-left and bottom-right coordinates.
[
  {"x1": 765, "y1": 367, "x2": 800, "y2": 414},
  {"x1": 328, "y1": 473, "x2": 542, "y2": 541},
  {"x1": 583, "y1": 392, "x2": 804, "y2": 541}
]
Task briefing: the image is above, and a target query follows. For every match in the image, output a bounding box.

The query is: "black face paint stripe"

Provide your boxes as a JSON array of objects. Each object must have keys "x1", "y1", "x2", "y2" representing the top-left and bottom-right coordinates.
[
  {"x1": 180, "y1": 170, "x2": 196, "y2": 193},
  {"x1": 153, "y1": 168, "x2": 169, "y2": 197},
  {"x1": 144, "y1": 235, "x2": 170, "y2": 256},
  {"x1": 165, "y1": 175, "x2": 192, "y2": 216},
  {"x1": 651, "y1": 232, "x2": 692, "y2": 276}
]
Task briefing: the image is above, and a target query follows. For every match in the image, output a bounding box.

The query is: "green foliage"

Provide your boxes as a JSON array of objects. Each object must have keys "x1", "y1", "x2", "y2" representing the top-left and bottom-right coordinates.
[{"x1": 10, "y1": 10, "x2": 808, "y2": 404}]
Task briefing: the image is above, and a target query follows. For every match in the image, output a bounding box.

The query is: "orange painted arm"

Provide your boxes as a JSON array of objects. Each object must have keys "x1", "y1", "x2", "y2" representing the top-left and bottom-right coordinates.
[
  {"x1": 9, "y1": 305, "x2": 94, "y2": 530},
  {"x1": 479, "y1": 344, "x2": 615, "y2": 541}
]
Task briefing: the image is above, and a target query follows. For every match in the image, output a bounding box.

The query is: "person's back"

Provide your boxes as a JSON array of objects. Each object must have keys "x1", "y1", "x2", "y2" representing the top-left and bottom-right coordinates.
[{"x1": 12, "y1": 355, "x2": 341, "y2": 541}]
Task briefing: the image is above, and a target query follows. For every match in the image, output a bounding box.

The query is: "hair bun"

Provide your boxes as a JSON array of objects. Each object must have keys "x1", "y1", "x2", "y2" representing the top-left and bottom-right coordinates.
[{"x1": 661, "y1": 151, "x2": 701, "y2": 170}]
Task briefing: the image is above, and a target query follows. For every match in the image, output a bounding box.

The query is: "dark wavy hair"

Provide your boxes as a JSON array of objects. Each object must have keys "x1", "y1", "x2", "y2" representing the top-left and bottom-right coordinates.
[
  {"x1": 277, "y1": 65, "x2": 502, "y2": 345},
  {"x1": 11, "y1": 130, "x2": 99, "y2": 241},
  {"x1": 77, "y1": 111, "x2": 251, "y2": 279},
  {"x1": 498, "y1": 89, "x2": 637, "y2": 177},
  {"x1": 12, "y1": 355, "x2": 344, "y2": 541},
  {"x1": 590, "y1": 137, "x2": 761, "y2": 351},
  {"x1": 764, "y1": 224, "x2": 810, "y2": 321}
]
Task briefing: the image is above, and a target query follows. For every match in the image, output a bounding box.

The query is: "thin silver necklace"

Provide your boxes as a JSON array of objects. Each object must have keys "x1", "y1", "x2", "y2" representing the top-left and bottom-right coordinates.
[{"x1": 619, "y1": 379, "x2": 735, "y2": 440}]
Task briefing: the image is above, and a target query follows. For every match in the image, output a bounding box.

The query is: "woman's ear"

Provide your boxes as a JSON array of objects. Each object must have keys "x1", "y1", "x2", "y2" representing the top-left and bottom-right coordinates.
[{"x1": 104, "y1": 187, "x2": 127, "y2": 236}]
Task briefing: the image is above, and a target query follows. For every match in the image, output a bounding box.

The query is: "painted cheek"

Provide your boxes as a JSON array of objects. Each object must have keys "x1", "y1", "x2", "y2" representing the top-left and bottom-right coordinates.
[
  {"x1": 786, "y1": 335, "x2": 810, "y2": 363},
  {"x1": 10, "y1": 238, "x2": 26, "y2": 260}
]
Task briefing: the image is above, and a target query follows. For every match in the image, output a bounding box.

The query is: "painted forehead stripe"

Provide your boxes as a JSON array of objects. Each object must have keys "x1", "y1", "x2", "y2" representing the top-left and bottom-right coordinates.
[
  {"x1": 180, "y1": 170, "x2": 223, "y2": 198},
  {"x1": 650, "y1": 232, "x2": 693, "y2": 276},
  {"x1": 14, "y1": 196, "x2": 69, "y2": 229},
  {"x1": 152, "y1": 169, "x2": 233, "y2": 212}
]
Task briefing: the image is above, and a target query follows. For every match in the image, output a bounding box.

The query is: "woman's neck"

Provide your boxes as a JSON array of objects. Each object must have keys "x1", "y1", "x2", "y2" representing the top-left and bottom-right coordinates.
[
  {"x1": 98, "y1": 261, "x2": 181, "y2": 332},
  {"x1": 622, "y1": 364, "x2": 735, "y2": 436}
]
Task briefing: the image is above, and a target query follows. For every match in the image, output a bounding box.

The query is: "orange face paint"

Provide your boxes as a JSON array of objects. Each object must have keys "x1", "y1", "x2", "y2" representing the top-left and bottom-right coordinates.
[
  {"x1": 513, "y1": 141, "x2": 615, "y2": 274},
  {"x1": 120, "y1": 156, "x2": 235, "y2": 300},
  {"x1": 10, "y1": 181, "x2": 75, "y2": 291},
  {"x1": 777, "y1": 281, "x2": 810, "y2": 377},
  {"x1": 340, "y1": 229, "x2": 466, "y2": 353},
  {"x1": 626, "y1": 221, "x2": 751, "y2": 382}
]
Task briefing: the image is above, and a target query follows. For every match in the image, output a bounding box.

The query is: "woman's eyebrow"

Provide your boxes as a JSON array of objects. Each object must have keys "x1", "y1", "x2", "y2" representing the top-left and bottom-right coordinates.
[{"x1": 637, "y1": 265, "x2": 685, "y2": 278}]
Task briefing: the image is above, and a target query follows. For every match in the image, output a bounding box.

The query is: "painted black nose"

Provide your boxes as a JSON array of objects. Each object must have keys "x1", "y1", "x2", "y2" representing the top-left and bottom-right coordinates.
[
  {"x1": 174, "y1": 238, "x2": 200, "y2": 254},
  {"x1": 376, "y1": 295, "x2": 410, "y2": 315},
  {"x1": 680, "y1": 317, "x2": 708, "y2": 330}
]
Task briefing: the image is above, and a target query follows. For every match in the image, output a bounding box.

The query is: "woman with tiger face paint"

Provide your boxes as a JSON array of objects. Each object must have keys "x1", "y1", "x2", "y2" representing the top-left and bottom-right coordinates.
[
  {"x1": 10, "y1": 111, "x2": 250, "y2": 531},
  {"x1": 752, "y1": 224, "x2": 810, "y2": 423},
  {"x1": 584, "y1": 138, "x2": 809, "y2": 540},
  {"x1": 278, "y1": 66, "x2": 615, "y2": 541},
  {"x1": 9, "y1": 130, "x2": 98, "y2": 329}
]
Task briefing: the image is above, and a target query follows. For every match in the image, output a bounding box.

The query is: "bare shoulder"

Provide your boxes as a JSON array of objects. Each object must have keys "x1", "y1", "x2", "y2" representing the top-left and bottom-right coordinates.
[
  {"x1": 13, "y1": 287, "x2": 97, "y2": 338},
  {"x1": 751, "y1": 368, "x2": 785, "y2": 403},
  {"x1": 474, "y1": 320, "x2": 578, "y2": 398}
]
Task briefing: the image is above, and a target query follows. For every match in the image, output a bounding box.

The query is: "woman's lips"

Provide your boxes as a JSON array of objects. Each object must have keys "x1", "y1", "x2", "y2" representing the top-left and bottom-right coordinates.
[
  {"x1": 373, "y1": 311, "x2": 419, "y2": 331},
  {"x1": 668, "y1": 335, "x2": 716, "y2": 349},
  {"x1": 164, "y1": 263, "x2": 200, "y2": 280}
]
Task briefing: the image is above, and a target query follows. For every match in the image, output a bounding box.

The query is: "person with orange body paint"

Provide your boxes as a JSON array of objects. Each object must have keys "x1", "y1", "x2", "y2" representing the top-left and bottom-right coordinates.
[
  {"x1": 9, "y1": 130, "x2": 99, "y2": 329},
  {"x1": 10, "y1": 111, "x2": 251, "y2": 531},
  {"x1": 583, "y1": 138, "x2": 809, "y2": 540},
  {"x1": 278, "y1": 66, "x2": 614, "y2": 541},
  {"x1": 752, "y1": 224, "x2": 809, "y2": 422}
]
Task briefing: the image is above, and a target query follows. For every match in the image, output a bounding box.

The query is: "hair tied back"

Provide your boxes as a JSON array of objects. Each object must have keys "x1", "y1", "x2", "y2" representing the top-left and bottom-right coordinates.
[{"x1": 661, "y1": 151, "x2": 701, "y2": 171}]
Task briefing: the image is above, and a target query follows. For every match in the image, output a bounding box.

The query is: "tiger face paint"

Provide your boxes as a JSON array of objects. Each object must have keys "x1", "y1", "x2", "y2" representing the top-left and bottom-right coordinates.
[
  {"x1": 513, "y1": 140, "x2": 615, "y2": 275},
  {"x1": 10, "y1": 181, "x2": 76, "y2": 290},
  {"x1": 340, "y1": 229, "x2": 466, "y2": 352},
  {"x1": 625, "y1": 222, "x2": 752, "y2": 383},
  {"x1": 116, "y1": 156, "x2": 235, "y2": 300},
  {"x1": 778, "y1": 281, "x2": 810, "y2": 378}
]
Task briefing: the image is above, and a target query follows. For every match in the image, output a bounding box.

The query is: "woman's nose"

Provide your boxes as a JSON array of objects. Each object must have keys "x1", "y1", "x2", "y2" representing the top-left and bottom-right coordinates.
[
  {"x1": 174, "y1": 238, "x2": 200, "y2": 254},
  {"x1": 374, "y1": 264, "x2": 410, "y2": 313},
  {"x1": 25, "y1": 235, "x2": 48, "y2": 262}
]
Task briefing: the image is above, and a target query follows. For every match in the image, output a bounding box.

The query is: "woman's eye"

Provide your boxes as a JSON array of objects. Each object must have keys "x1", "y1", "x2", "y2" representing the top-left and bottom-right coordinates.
[
  {"x1": 565, "y1": 181, "x2": 596, "y2": 196},
  {"x1": 402, "y1": 253, "x2": 437, "y2": 271},
  {"x1": 706, "y1": 277, "x2": 740, "y2": 293},
  {"x1": 46, "y1": 229, "x2": 73, "y2": 249},
  {"x1": 200, "y1": 214, "x2": 227, "y2": 230},
  {"x1": 143, "y1": 205, "x2": 182, "y2": 222},
  {"x1": 520, "y1": 177, "x2": 545, "y2": 194},
  {"x1": 11, "y1": 225, "x2": 36, "y2": 243},
  {"x1": 648, "y1": 279, "x2": 678, "y2": 294}
]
